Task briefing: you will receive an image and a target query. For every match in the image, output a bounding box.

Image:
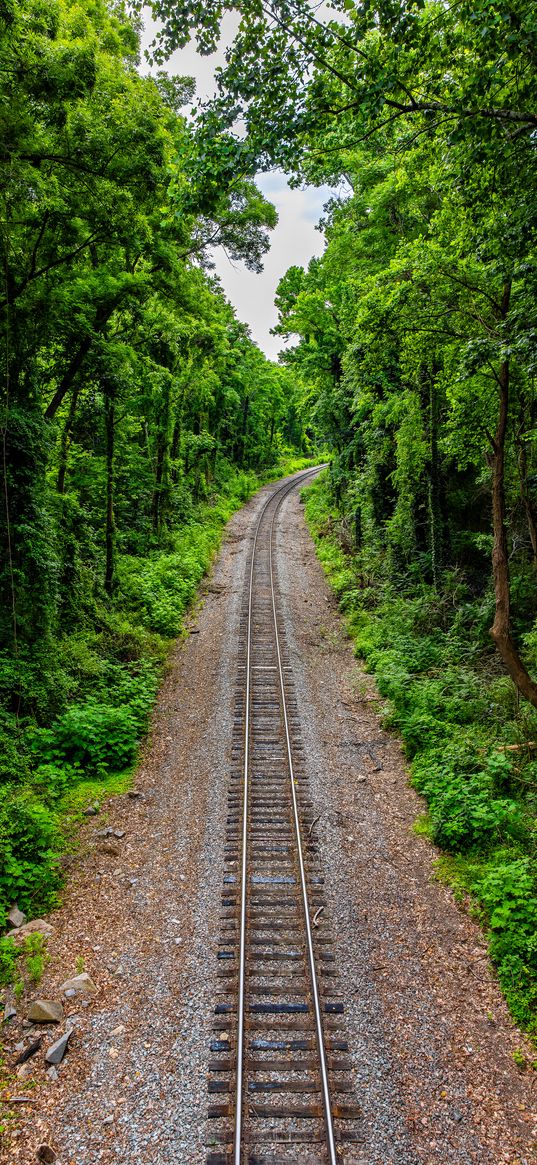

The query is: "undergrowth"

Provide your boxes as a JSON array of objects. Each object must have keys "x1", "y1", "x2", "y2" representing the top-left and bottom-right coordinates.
[
  {"x1": 304, "y1": 473, "x2": 537, "y2": 1036},
  {"x1": 0, "y1": 455, "x2": 316, "y2": 976}
]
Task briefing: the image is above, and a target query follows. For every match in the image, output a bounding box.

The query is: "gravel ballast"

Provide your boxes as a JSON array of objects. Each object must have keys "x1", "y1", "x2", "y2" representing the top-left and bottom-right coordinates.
[{"x1": 2, "y1": 474, "x2": 536, "y2": 1165}]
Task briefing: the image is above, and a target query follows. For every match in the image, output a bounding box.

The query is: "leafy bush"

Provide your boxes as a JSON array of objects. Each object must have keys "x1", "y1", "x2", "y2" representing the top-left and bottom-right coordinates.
[
  {"x1": 429, "y1": 775, "x2": 523, "y2": 852},
  {"x1": 35, "y1": 700, "x2": 139, "y2": 775},
  {"x1": 0, "y1": 937, "x2": 18, "y2": 988},
  {"x1": 0, "y1": 790, "x2": 60, "y2": 916},
  {"x1": 474, "y1": 859, "x2": 537, "y2": 1029}
]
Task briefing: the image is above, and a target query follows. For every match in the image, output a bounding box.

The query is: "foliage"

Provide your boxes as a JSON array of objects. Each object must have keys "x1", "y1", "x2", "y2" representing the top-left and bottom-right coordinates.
[
  {"x1": 305, "y1": 474, "x2": 537, "y2": 1032},
  {"x1": 0, "y1": 939, "x2": 18, "y2": 990},
  {"x1": 0, "y1": 790, "x2": 60, "y2": 919},
  {"x1": 0, "y1": 0, "x2": 314, "y2": 934}
]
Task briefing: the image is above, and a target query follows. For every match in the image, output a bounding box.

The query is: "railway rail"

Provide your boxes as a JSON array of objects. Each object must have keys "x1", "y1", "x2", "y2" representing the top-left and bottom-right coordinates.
[{"x1": 206, "y1": 469, "x2": 362, "y2": 1164}]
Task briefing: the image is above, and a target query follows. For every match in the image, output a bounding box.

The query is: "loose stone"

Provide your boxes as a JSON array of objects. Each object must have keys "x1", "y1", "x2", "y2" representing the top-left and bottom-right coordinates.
[
  {"x1": 28, "y1": 1000, "x2": 63, "y2": 1023},
  {"x1": 60, "y1": 972, "x2": 97, "y2": 995},
  {"x1": 14, "y1": 1037, "x2": 42, "y2": 1065},
  {"x1": 45, "y1": 1030, "x2": 71, "y2": 1066},
  {"x1": 8, "y1": 919, "x2": 54, "y2": 942},
  {"x1": 7, "y1": 904, "x2": 26, "y2": 928}
]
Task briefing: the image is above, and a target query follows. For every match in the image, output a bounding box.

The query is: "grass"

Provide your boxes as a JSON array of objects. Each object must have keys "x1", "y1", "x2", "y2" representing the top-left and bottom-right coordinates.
[{"x1": 303, "y1": 472, "x2": 537, "y2": 1037}]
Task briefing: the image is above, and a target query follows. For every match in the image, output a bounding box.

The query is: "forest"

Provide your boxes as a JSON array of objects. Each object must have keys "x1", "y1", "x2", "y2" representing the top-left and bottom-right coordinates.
[
  {"x1": 2, "y1": 0, "x2": 537, "y2": 1039},
  {"x1": 0, "y1": 0, "x2": 311, "y2": 985}
]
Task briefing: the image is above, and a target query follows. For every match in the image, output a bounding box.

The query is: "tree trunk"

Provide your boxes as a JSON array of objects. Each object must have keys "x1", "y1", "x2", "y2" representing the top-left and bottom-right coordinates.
[
  {"x1": 57, "y1": 384, "x2": 80, "y2": 494},
  {"x1": 104, "y1": 386, "x2": 116, "y2": 596},
  {"x1": 489, "y1": 284, "x2": 537, "y2": 707}
]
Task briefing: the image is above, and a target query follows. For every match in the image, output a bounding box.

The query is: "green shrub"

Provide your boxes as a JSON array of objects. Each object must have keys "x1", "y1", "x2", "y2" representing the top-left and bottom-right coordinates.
[
  {"x1": 35, "y1": 700, "x2": 139, "y2": 774},
  {"x1": 0, "y1": 937, "x2": 18, "y2": 988},
  {"x1": 475, "y1": 859, "x2": 537, "y2": 1029},
  {"x1": 0, "y1": 790, "x2": 60, "y2": 916},
  {"x1": 429, "y1": 775, "x2": 523, "y2": 852}
]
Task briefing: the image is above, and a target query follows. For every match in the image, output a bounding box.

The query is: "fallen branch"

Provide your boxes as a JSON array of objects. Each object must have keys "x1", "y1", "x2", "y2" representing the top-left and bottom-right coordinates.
[
  {"x1": 497, "y1": 741, "x2": 537, "y2": 752},
  {"x1": 308, "y1": 814, "x2": 321, "y2": 837}
]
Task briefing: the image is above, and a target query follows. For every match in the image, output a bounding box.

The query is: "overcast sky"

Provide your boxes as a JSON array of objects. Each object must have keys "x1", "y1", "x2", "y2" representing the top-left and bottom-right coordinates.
[{"x1": 139, "y1": 11, "x2": 331, "y2": 360}]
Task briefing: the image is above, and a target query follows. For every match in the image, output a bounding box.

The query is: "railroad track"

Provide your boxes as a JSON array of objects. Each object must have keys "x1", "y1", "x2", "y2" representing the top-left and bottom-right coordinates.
[{"x1": 207, "y1": 469, "x2": 362, "y2": 1165}]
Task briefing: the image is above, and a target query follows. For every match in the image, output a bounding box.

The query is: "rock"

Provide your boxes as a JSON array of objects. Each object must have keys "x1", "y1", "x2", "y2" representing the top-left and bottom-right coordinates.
[
  {"x1": 113, "y1": 829, "x2": 125, "y2": 839},
  {"x1": 37, "y1": 1145, "x2": 56, "y2": 1163},
  {"x1": 46, "y1": 1066, "x2": 59, "y2": 1082},
  {"x1": 95, "y1": 826, "x2": 114, "y2": 838},
  {"x1": 102, "y1": 1115, "x2": 114, "y2": 1126},
  {"x1": 14, "y1": 1037, "x2": 42, "y2": 1065},
  {"x1": 83, "y1": 802, "x2": 100, "y2": 816},
  {"x1": 45, "y1": 1030, "x2": 71, "y2": 1065},
  {"x1": 64, "y1": 988, "x2": 76, "y2": 999},
  {"x1": 8, "y1": 919, "x2": 54, "y2": 942},
  {"x1": 59, "y1": 972, "x2": 97, "y2": 996},
  {"x1": 28, "y1": 1000, "x2": 63, "y2": 1024},
  {"x1": 7, "y1": 905, "x2": 26, "y2": 929},
  {"x1": 3, "y1": 1001, "x2": 17, "y2": 1022}
]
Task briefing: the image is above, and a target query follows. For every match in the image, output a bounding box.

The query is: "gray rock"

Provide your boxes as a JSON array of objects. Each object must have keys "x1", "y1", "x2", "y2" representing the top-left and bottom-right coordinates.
[
  {"x1": 83, "y1": 802, "x2": 100, "y2": 816},
  {"x1": 46, "y1": 1066, "x2": 59, "y2": 1081},
  {"x1": 4, "y1": 1001, "x2": 17, "y2": 1022},
  {"x1": 7, "y1": 905, "x2": 26, "y2": 928},
  {"x1": 64, "y1": 988, "x2": 76, "y2": 999},
  {"x1": 113, "y1": 829, "x2": 125, "y2": 839},
  {"x1": 28, "y1": 1000, "x2": 63, "y2": 1024},
  {"x1": 59, "y1": 972, "x2": 97, "y2": 996},
  {"x1": 45, "y1": 1030, "x2": 71, "y2": 1065},
  {"x1": 95, "y1": 826, "x2": 114, "y2": 838}
]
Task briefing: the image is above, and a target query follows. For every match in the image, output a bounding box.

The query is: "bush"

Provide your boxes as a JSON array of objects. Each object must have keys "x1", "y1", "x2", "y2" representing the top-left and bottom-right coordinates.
[
  {"x1": 429, "y1": 775, "x2": 523, "y2": 852},
  {"x1": 475, "y1": 859, "x2": 537, "y2": 1029},
  {"x1": 35, "y1": 700, "x2": 139, "y2": 775},
  {"x1": 0, "y1": 937, "x2": 18, "y2": 988},
  {"x1": 0, "y1": 790, "x2": 60, "y2": 917}
]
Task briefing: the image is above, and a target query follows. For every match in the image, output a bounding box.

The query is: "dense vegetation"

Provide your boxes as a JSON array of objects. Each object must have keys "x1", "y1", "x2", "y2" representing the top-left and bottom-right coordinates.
[
  {"x1": 0, "y1": 0, "x2": 311, "y2": 947},
  {"x1": 2, "y1": 0, "x2": 537, "y2": 1035},
  {"x1": 140, "y1": 0, "x2": 537, "y2": 1029}
]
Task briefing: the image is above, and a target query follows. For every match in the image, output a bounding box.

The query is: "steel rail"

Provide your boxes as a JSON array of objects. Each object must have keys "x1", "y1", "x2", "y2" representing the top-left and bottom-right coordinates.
[
  {"x1": 268, "y1": 479, "x2": 338, "y2": 1165},
  {"x1": 233, "y1": 465, "x2": 326, "y2": 1165}
]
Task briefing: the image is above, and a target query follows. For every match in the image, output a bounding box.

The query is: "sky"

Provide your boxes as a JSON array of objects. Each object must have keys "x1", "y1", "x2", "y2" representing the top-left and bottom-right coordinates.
[{"x1": 139, "y1": 11, "x2": 332, "y2": 360}]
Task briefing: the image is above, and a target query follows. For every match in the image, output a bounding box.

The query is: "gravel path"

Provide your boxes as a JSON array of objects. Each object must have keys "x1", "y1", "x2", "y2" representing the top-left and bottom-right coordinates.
[{"x1": 2, "y1": 475, "x2": 536, "y2": 1165}]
